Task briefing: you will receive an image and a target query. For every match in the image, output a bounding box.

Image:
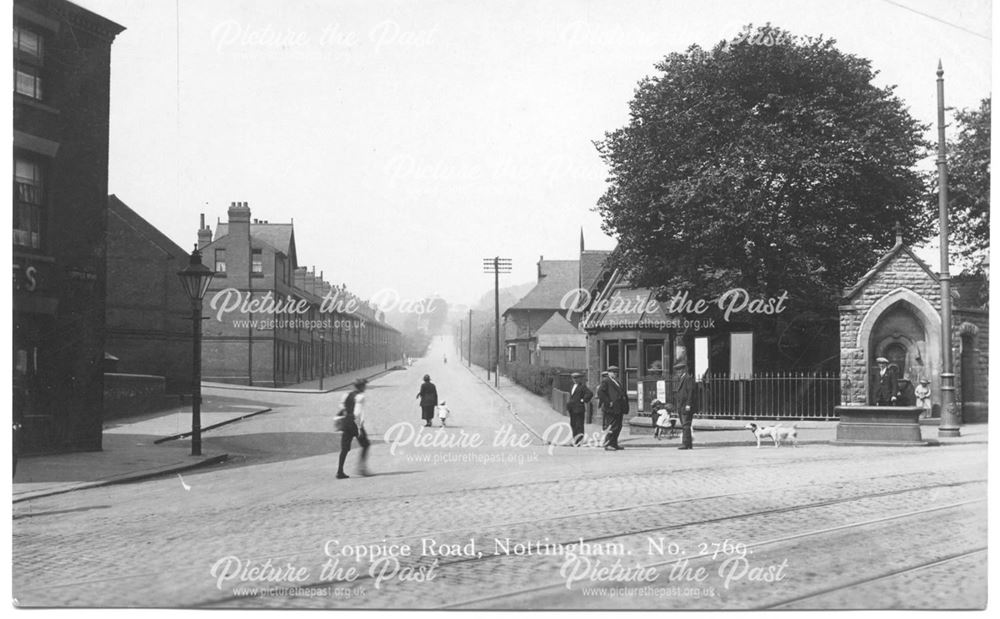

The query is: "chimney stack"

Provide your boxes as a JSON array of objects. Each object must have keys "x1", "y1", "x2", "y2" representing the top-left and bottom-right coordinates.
[
  {"x1": 197, "y1": 213, "x2": 213, "y2": 249},
  {"x1": 228, "y1": 201, "x2": 251, "y2": 243}
]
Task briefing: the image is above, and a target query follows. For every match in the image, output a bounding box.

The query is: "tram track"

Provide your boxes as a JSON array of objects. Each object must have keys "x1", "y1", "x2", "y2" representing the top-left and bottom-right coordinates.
[
  {"x1": 13, "y1": 466, "x2": 986, "y2": 608},
  {"x1": 194, "y1": 477, "x2": 985, "y2": 608},
  {"x1": 760, "y1": 547, "x2": 988, "y2": 610},
  {"x1": 440, "y1": 498, "x2": 985, "y2": 609}
]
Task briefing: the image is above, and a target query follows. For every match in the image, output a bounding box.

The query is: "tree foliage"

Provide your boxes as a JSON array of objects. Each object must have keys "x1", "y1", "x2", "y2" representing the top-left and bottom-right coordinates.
[
  {"x1": 595, "y1": 24, "x2": 932, "y2": 311},
  {"x1": 945, "y1": 97, "x2": 990, "y2": 272}
]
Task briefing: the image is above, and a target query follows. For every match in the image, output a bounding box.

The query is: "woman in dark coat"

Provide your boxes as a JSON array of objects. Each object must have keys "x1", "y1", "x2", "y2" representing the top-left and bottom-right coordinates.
[{"x1": 417, "y1": 374, "x2": 438, "y2": 427}]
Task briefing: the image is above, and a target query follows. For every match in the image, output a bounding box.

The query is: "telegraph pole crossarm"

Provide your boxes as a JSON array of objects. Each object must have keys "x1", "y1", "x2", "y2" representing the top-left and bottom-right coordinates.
[{"x1": 483, "y1": 257, "x2": 512, "y2": 388}]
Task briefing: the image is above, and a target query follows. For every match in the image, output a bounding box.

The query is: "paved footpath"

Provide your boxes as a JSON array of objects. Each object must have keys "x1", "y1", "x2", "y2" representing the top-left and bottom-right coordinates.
[
  {"x1": 11, "y1": 337, "x2": 988, "y2": 610},
  {"x1": 12, "y1": 363, "x2": 394, "y2": 501}
]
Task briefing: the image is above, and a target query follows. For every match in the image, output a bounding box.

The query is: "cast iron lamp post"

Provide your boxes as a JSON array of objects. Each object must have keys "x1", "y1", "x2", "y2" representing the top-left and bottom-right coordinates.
[
  {"x1": 177, "y1": 247, "x2": 216, "y2": 456},
  {"x1": 319, "y1": 331, "x2": 326, "y2": 391}
]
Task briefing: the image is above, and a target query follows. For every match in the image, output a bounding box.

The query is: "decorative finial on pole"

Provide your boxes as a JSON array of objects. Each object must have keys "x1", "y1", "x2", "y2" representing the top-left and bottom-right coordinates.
[{"x1": 937, "y1": 59, "x2": 943, "y2": 77}]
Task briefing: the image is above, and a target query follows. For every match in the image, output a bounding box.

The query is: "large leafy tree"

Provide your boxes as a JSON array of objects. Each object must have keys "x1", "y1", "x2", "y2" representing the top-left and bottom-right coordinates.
[
  {"x1": 596, "y1": 24, "x2": 932, "y2": 312},
  {"x1": 945, "y1": 97, "x2": 990, "y2": 272}
]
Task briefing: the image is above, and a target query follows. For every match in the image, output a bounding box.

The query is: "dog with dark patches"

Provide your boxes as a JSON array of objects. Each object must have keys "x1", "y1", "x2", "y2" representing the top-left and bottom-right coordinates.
[{"x1": 744, "y1": 422, "x2": 798, "y2": 448}]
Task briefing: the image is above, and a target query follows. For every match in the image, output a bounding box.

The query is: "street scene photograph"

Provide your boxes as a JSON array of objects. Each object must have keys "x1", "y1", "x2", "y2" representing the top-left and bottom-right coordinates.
[{"x1": 8, "y1": 0, "x2": 993, "y2": 611}]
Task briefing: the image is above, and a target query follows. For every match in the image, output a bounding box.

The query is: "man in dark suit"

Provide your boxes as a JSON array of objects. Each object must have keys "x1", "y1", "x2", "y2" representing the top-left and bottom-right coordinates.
[
  {"x1": 674, "y1": 361, "x2": 695, "y2": 450},
  {"x1": 597, "y1": 366, "x2": 628, "y2": 451},
  {"x1": 565, "y1": 372, "x2": 593, "y2": 446},
  {"x1": 872, "y1": 357, "x2": 898, "y2": 406}
]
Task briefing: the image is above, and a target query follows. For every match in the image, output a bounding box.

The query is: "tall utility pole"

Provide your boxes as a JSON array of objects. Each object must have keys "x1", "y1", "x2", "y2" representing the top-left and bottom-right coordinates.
[
  {"x1": 483, "y1": 257, "x2": 511, "y2": 387},
  {"x1": 936, "y1": 61, "x2": 960, "y2": 437},
  {"x1": 467, "y1": 308, "x2": 472, "y2": 367}
]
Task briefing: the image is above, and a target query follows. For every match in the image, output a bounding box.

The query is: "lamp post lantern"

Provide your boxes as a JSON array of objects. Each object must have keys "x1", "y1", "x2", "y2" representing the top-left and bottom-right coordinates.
[{"x1": 177, "y1": 246, "x2": 216, "y2": 456}]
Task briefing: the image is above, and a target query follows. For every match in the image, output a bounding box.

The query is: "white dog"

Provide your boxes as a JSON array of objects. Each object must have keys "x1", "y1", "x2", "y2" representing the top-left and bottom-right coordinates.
[{"x1": 744, "y1": 422, "x2": 798, "y2": 448}]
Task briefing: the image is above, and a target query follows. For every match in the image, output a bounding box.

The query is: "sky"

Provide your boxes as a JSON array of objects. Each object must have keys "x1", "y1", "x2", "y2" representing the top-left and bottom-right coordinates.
[{"x1": 71, "y1": 0, "x2": 992, "y2": 308}]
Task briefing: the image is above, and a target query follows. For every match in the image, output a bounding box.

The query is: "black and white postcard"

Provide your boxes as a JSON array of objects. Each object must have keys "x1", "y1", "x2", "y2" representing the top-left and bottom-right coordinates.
[{"x1": 10, "y1": 0, "x2": 991, "y2": 610}]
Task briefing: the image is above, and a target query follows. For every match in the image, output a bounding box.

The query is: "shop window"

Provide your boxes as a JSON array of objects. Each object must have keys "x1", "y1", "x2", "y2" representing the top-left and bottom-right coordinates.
[
  {"x1": 644, "y1": 342, "x2": 664, "y2": 374},
  {"x1": 13, "y1": 157, "x2": 44, "y2": 249},
  {"x1": 605, "y1": 341, "x2": 620, "y2": 371},
  {"x1": 624, "y1": 341, "x2": 638, "y2": 393}
]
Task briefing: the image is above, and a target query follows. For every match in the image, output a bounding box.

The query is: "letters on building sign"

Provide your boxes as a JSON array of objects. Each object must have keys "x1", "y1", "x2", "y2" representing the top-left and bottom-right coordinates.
[{"x1": 13, "y1": 263, "x2": 39, "y2": 292}]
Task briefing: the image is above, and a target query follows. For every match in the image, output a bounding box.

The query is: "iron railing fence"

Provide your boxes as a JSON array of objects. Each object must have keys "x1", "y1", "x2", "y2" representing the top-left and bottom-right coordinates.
[{"x1": 693, "y1": 372, "x2": 841, "y2": 420}]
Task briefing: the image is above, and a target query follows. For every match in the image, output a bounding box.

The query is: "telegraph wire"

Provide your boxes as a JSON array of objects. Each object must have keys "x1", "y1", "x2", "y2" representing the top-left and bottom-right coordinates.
[{"x1": 879, "y1": 0, "x2": 991, "y2": 41}]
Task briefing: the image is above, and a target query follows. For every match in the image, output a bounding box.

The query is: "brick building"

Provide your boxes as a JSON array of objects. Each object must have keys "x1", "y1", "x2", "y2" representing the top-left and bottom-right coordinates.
[
  {"x1": 196, "y1": 202, "x2": 401, "y2": 387},
  {"x1": 839, "y1": 235, "x2": 988, "y2": 421},
  {"x1": 13, "y1": 0, "x2": 124, "y2": 452},
  {"x1": 502, "y1": 247, "x2": 611, "y2": 368},
  {"x1": 105, "y1": 195, "x2": 193, "y2": 391}
]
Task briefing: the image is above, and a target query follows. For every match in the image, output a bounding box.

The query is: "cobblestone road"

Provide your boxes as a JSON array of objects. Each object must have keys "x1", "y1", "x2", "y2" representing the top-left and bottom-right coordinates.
[{"x1": 12, "y1": 337, "x2": 988, "y2": 609}]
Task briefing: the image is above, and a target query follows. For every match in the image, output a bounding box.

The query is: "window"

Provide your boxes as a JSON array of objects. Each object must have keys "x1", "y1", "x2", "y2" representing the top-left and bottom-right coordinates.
[
  {"x1": 14, "y1": 26, "x2": 44, "y2": 58},
  {"x1": 506, "y1": 344, "x2": 517, "y2": 363},
  {"x1": 252, "y1": 249, "x2": 263, "y2": 274},
  {"x1": 644, "y1": 342, "x2": 664, "y2": 374},
  {"x1": 14, "y1": 157, "x2": 44, "y2": 249},
  {"x1": 624, "y1": 341, "x2": 638, "y2": 393},
  {"x1": 14, "y1": 67, "x2": 43, "y2": 99},
  {"x1": 604, "y1": 341, "x2": 619, "y2": 371},
  {"x1": 214, "y1": 249, "x2": 227, "y2": 273},
  {"x1": 13, "y1": 26, "x2": 44, "y2": 101}
]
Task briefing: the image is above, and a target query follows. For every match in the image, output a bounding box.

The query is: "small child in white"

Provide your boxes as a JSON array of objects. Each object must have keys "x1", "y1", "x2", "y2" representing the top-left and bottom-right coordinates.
[
  {"x1": 914, "y1": 379, "x2": 932, "y2": 418},
  {"x1": 436, "y1": 401, "x2": 451, "y2": 427}
]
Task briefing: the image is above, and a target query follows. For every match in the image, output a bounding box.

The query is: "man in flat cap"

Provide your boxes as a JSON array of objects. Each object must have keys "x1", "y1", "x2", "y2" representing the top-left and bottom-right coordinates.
[
  {"x1": 565, "y1": 372, "x2": 594, "y2": 446},
  {"x1": 872, "y1": 356, "x2": 898, "y2": 406},
  {"x1": 597, "y1": 366, "x2": 628, "y2": 451},
  {"x1": 674, "y1": 360, "x2": 695, "y2": 450}
]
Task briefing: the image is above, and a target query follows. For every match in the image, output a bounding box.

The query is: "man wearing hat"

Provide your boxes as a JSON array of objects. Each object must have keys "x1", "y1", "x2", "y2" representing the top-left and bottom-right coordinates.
[
  {"x1": 565, "y1": 372, "x2": 594, "y2": 446},
  {"x1": 597, "y1": 366, "x2": 628, "y2": 451},
  {"x1": 674, "y1": 360, "x2": 695, "y2": 450},
  {"x1": 872, "y1": 357, "x2": 898, "y2": 406},
  {"x1": 336, "y1": 378, "x2": 371, "y2": 479}
]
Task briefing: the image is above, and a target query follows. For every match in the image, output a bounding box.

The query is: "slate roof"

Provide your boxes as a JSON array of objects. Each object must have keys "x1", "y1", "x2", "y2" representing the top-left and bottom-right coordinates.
[
  {"x1": 108, "y1": 195, "x2": 188, "y2": 259},
  {"x1": 215, "y1": 222, "x2": 296, "y2": 257},
  {"x1": 580, "y1": 250, "x2": 613, "y2": 291},
  {"x1": 583, "y1": 270, "x2": 672, "y2": 331},
  {"x1": 506, "y1": 260, "x2": 580, "y2": 311},
  {"x1": 535, "y1": 311, "x2": 582, "y2": 336}
]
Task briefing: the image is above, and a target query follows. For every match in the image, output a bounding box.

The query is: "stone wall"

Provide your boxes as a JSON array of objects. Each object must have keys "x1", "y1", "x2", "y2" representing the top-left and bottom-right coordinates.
[{"x1": 839, "y1": 247, "x2": 986, "y2": 421}]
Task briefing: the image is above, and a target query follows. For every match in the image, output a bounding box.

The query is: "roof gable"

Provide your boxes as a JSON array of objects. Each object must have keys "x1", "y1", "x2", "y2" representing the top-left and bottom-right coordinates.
[
  {"x1": 506, "y1": 259, "x2": 580, "y2": 311},
  {"x1": 582, "y1": 268, "x2": 671, "y2": 330},
  {"x1": 535, "y1": 311, "x2": 583, "y2": 336},
  {"x1": 107, "y1": 195, "x2": 188, "y2": 259},
  {"x1": 842, "y1": 242, "x2": 939, "y2": 301},
  {"x1": 212, "y1": 222, "x2": 297, "y2": 267}
]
